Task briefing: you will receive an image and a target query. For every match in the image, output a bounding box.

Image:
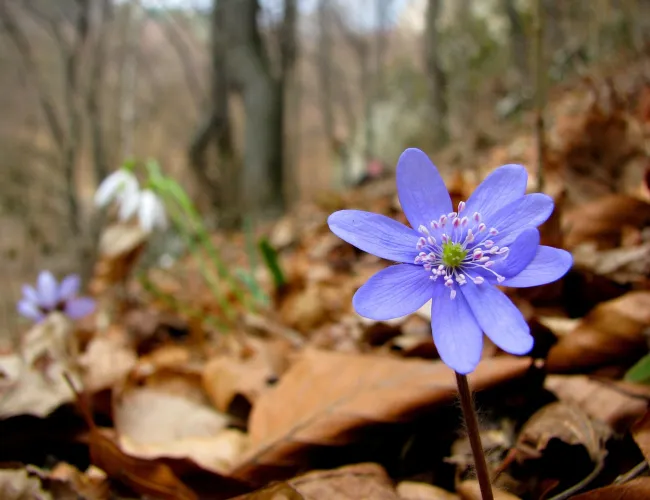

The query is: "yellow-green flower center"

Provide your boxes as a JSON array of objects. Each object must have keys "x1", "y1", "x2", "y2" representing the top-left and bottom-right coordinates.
[{"x1": 441, "y1": 242, "x2": 467, "y2": 268}]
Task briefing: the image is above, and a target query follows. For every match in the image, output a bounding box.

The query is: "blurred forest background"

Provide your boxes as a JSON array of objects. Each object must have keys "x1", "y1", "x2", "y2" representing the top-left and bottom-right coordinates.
[{"x1": 0, "y1": 0, "x2": 648, "y2": 329}]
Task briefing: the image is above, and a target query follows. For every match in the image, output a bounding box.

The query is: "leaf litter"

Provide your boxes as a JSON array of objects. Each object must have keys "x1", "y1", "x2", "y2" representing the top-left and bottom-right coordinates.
[{"x1": 2, "y1": 74, "x2": 650, "y2": 499}]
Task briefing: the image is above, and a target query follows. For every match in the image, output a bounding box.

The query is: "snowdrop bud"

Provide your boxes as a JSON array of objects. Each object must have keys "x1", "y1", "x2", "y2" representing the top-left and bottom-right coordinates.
[{"x1": 94, "y1": 169, "x2": 139, "y2": 208}]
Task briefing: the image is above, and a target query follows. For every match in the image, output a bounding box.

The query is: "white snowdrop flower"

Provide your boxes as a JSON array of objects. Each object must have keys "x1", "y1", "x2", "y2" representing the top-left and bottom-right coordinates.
[
  {"x1": 117, "y1": 188, "x2": 141, "y2": 221},
  {"x1": 137, "y1": 189, "x2": 167, "y2": 233},
  {"x1": 94, "y1": 169, "x2": 139, "y2": 208}
]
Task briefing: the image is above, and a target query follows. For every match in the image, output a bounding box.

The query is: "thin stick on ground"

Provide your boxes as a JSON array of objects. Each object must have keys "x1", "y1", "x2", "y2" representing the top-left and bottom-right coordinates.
[{"x1": 456, "y1": 372, "x2": 494, "y2": 500}]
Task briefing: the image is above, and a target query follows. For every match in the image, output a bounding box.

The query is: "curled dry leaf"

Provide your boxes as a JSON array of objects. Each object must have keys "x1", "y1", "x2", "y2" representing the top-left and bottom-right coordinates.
[
  {"x1": 0, "y1": 314, "x2": 80, "y2": 418},
  {"x1": 546, "y1": 291, "x2": 650, "y2": 372},
  {"x1": 563, "y1": 195, "x2": 650, "y2": 250},
  {"x1": 78, "y1": 327, "x2": 138, "y2": 393},
  {"x1": 570, "y1": 477, "x2": 650, "y2": 500},
  {"x1": 114, "y1": 386, "x2": 248, "y2": 474},
  {"x1": 573, "y1": 242, "x2": 650, "y2": 285},
  {"x1": 545, "y1": 375, "x2": 648, "y2": 431},
  {"x1": 516, "y1": 402, "x2": 610, "y2": 464},
  {"x1": 396, "y1": 481, "x2": 459, "y2": 500},
  {"x1": 89, "y1": 223, "x2": 147, "y2": 295},
  {"x1": 631, "y1": 410, "x2": 650, "y2": 462},
  {"x1": 456, "y1": 481, "x2": 521, "y2": 500},
  {"x1": 289, "y1": 463, "x2": 399, "y2": 500},
  {"x1": 228, "y1": 349, "x2": 531, "y2": 482}
]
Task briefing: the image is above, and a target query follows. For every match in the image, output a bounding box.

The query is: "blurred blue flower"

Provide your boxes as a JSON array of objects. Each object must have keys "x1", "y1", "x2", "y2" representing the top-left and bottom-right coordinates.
[
  {"x1": 17, "y1": 271, "x2": 96, "y2": 323},
  {"x1": 328, "y1": 148, "x2": 572, "y2": 374}
]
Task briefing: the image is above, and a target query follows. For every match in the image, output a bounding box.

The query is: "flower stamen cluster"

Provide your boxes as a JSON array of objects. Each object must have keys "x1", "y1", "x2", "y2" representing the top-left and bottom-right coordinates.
[{"x1": 413, "y1": 202, "x2": 509, "y2": 299}]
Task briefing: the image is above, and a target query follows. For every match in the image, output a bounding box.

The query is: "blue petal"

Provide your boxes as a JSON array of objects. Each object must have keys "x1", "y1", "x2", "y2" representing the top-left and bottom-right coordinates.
[
  {"x1": 58, "y1": 274, "x2": 81, "y2": 302},
  {"x1": 17, "y1": 299, "x2": 43, "y2": 322},
  {"x1": 65, "y1": 297, "x2": 96, "y2": 319},
  {"x1": 396, "y1": 148, "x2": 452, "y2": 230},
  {"x1": 431, "y1": 283, "x2": 483, "y2": 374},
  {"x1": 486, "y1": 228, "x2": 540, "y2": 280},
  {"x1": 22, "y1": 285, "x2": 39, "y2": 304},
  {"x1": 353, "y1": 264, "x2": 433, "y2": 320},
  {"x1": 502, "y1": 246, "x2": 573, "y2": 288},
  {"x1": 488, "y1": 194, "x2": 554, "y2": 244},
  {"x1": 328, "y1": 210, "x2": 420, "y2": 263},
  {"x1": 37, "y1": 271, "x2": 58, "y2": 310},
  {"x1": 462, "y1": 164, "x2": 528, "y2": 221},
  {"x1": 461, "y1": 280, "x2": 533, "y2": 355}
]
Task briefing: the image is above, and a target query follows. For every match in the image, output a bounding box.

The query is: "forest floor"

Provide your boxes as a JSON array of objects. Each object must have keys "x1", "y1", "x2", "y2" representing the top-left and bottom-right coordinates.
[{"x1": 1, "y1": 58, "x2": 650, "y2": 500}]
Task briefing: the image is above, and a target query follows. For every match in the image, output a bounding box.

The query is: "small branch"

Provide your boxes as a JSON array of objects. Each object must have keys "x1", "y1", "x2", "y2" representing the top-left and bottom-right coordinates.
[
  {"x1": 533, "y1": 0, "x2": 546, "y2": 193},
  {"x1": 614, "y1": 461, "x2": 649, "y2": 485},
  {"x1": 547, "y1": 459, "x2": 604, "y2": 500},
  {"x1": 456, "y1": 373, "x2": 494, "y2": 500}
]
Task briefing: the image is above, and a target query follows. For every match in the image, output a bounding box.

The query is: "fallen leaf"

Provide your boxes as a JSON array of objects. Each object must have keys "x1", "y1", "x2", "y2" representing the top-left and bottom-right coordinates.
[
  {"x1": 114, "y1": 386, "x2": 247, "y2": 473},
  {"x1": 66, "y1": 375, "x2": 199, "y2": 500},
  {"x1": 232, "y1": 481, "x2": 305, "y2": 499},
  {"x1": 0, "y1": 314, "x2": 80, "y2": 418},
  {"x1": 516, "y1": 402, "x2": 610, "y2": 463},
  {"x1": 290, "y1": 463, "x2": 399, "y2": 500},
  {"x1": 396, "y1": 481, "x2": 459, "y2": 499},
  {"x1": 570, "y1": 478, "x2": 650, "y2": 499},
  {"x1": 545, "y1": 375, "x2": 648, "y2": 431},
  {"x1": 229, "y1": 350, "x2": 531, "y2": 482},
  {"x1": 631, "y1": 410, "x2": 650, "y2": 462},
  {"x1": 563, "y1": 195, "x2": 650, "y2": 250},
  {"x1": 573, "y1": 242, "x2": 650, "y2": 284},
  {"x1": 546, "y1": 292, "x2": 650, "y2": 372},
  {"x1": 25, "y1": 463, "x2": 108, "y2": 500},
  {"x1": 78, "y1": 328, "x2": 138, "y2": 393},
  {"x1": 0, "y1": 468, "x2": 51, "y2": 500},
  {"x1": 456, "y1": 481, "x2": 521, "y2": 500}
]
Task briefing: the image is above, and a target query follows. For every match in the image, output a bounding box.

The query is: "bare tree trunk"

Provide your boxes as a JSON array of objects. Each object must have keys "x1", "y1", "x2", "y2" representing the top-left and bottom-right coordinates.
[
  {"x1": 424, "y1": 0, "x2": 448, "y2": 146},
  {"x1": 120, "y1": 0, "x2": 142, "y2": 160},
  {"x1": 224, "y1": 0, "x2": 289, "y2": 219},
  {"x1": 502, "y1": 0, "x2": 528, "y2": 84},
  {"x1": 188, "y1": 0, "x2": 238, "y2": 227}
]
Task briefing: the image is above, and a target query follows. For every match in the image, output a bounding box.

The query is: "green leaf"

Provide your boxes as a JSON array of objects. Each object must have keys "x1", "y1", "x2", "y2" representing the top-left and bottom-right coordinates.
[
  {"x1": 259, "y1": 238, "x2": 286, "y2": 290},
  {"x1": 625, "y1": 353, "x2": 650, "y2": 384}
]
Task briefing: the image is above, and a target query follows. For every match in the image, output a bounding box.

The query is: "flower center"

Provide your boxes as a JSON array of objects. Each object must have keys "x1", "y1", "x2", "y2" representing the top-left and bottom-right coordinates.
[
  {"x1": 441, "y1": 242, "x2": 466, "y2": 268},
  {"x1": 413, "y1": 200, "x2": 509, "y2": 299}
]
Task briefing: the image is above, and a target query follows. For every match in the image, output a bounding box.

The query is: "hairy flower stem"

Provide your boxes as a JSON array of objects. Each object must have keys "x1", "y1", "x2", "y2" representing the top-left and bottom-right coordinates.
[{"x1": 456, "y1": 372, "x2": 494, "y2": 500}]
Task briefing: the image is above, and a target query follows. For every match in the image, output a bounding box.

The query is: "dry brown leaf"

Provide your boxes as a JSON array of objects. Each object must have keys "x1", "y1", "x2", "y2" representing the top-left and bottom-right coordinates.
[
  {"x1": 0, "y1": 314, "x2": 80, "y2": 418},
  {"x1": 79, "y1": 328, "x2": 137, "y2": 393},
  {"x1": 66, "y1": 376, "x2": 199, "y2": 500},
  {"x1": 545, "y1": 375, "x2": 648, "y2": 431},
  {"x1": 228, "y1": 350, "x2": 531, "y2": 482},
  {"x1": 546, "y1": 291, "x2": 650, "y2": 372},
  {"x1": 456, "y1": 481, "x2": 521, "y2": 500},
  {"x1": 573, "y1": 242, "x2": 650, "y2": 284},
  {"x1": 0, "y1": 468, "x2": 51, "y2": 500},
  {"x1": 89, "y1": 223, "x2": 147, "y2": 295},
  {"x1": 563, "y1": 195, "x2": 650, "y2": 250},
  {"x1": 114, "y1": 386, "x2": 247, "y2": 473},
  {"x1": 516, "y1": 402, "x2": 610, "y2": 463},
  {"x1": 631, "y1": 410, "x2": 650, "y2": 462},
  {"x1": 290, "y1": 463, "x2": 399, "y2": 500},
  {"x1": 24, "y1": 463, "x2": 108, "y2": 500},
  {"x1": 570, "y1": 478, "x2": 650, "y2": 499},
  {"x1": 396, "y1": 481, "x2": 459, "y2": 500}
]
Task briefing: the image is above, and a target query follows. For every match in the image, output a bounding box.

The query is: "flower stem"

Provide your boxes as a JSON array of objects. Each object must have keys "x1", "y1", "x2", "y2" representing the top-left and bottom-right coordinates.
[{"x1": 455, "y1": 372, "x2": 494, "y2": 500}]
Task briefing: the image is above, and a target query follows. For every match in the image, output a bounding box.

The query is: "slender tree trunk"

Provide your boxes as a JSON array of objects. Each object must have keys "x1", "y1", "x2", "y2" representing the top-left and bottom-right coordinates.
[
  {"x1": 120, "y1": 0, "x2": 142, "y2": 160},
  {"x1": 502, "y1": 0, "x2": 528, "y2": 84},
  {"x1": 424, "y1": 0, "x2": 448, "y2": 146}
]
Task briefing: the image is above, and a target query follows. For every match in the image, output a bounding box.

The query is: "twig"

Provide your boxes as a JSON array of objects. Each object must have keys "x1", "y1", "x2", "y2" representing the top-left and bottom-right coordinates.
[
  {"x1": 456, "y1": 373, "x2": 494, "y2": 500},
  {"x1": 614, "y1": 461, "x2": 649, "y2": 485},
  {"x1": 547, "y1": 460, "x2": 604, "y2": 500}
]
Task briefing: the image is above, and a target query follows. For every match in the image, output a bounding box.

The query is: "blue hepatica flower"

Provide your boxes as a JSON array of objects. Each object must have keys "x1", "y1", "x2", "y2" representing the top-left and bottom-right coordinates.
[
  {"x1": 328, "y1": 148, "x2": 573, "y2": 374},
  {"x1": 17, "y1": 271, "x2": 96, "y2": 323}
]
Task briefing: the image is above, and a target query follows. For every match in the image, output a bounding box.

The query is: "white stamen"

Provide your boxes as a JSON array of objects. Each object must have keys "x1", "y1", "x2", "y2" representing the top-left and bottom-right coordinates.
[
  {"x1": 427, "y1": 236, "x2": 437, "y2": 246},
  {"x1": 489, "y1": 228, "x2": 498, "y2": 235},
  {"x1": 458, "y1": 201, "x2": 466, "y2": 212},
  {"x1": 496, "y1": 275, "x2": 505, "y2": 283},
  {"x1": 450, "y1": 289, "x2": 457, "y2": 300},
  {"x1": 439, "y1": 215, "x2": 447, "y2": 226},
  {"x1": 416, "y1": 237, "x2": 427, "y2": 250},
  {"x1": 478, "y1": 223, "x2": 486, "y2": 232},
  {"x1": 473, "y1": 212, "x2": 481, "y2": 223},
  {"x1": 418, "y1": 225, "x2": 429, "y2": 235},
  {"x1": 448, "y1": 211, "x2": 458, "y2": 219},
  {"x1": 431, "y1": 221, "x2": 439, "y2": 230},
  {"x1": 461, "y1": 216, "x2": 469, "y2": 227},
  {"x1": 473, "y1": 276, "x2": 485, "y2": 284},
  {"x1": 484, "y1": 240, "x2": 494, "y2": 248}
]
